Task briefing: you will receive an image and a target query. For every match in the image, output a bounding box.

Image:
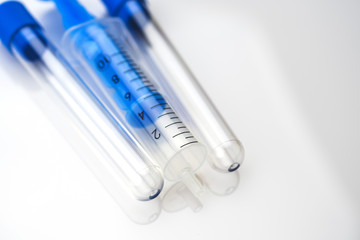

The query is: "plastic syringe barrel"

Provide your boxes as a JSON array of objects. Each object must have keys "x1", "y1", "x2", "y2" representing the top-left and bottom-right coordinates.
[
  {"x1": 51, "y1": 0, "x2": 207, "y2": 187},
  {"x1": 102, "y1": 0, "x2": 245, "y2": 172},
  {"x1": 0, "y1": 1, "x2": 163, "y2": 201}
]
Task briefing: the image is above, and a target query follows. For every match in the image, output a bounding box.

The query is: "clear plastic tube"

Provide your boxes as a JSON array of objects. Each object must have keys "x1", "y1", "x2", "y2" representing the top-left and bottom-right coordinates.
[
  {"x1": 10, "y1": 26, "x2": 164, "y2": 201},
  {"x1": 60, "y1": 18, "x2": 207, "y2": 196},
  {"x1": 105, "y1": 0, "x2": 245, "y2": 172}
]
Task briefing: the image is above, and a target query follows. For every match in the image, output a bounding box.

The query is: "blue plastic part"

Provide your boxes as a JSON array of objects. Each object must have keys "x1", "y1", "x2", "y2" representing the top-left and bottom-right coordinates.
[
  {"x1": 0, "y1": 1, "x2": 41, "y2": 52},
  {"x1": 12, "y1": 27, "x2": 47, "y2": 61},
  {"x1": 102, "y1": 0, "x2": 144, "y2": 16},
  {"x1": 102, "y1": 0, "x2": 128, "y2": 16},
  {"x1": 101, "y1": 0, "x2": 150, "y2": 29},
  {"x1": 51, "y1": 0, "x2": 94, "y2": 29}
]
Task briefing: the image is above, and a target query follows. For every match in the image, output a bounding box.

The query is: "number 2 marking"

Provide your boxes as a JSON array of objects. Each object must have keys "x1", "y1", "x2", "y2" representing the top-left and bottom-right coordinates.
[{"x1": 151, "y1": 129, "x2": 161, "y2": 140}]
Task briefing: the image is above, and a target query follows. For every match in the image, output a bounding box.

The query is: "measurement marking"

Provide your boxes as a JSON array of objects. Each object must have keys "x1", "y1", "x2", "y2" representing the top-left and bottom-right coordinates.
[
  {"x1": 137, "y1": 85, "x2": 155, "y2": 91},
  {"x1": 125, "y1": 66, "x2": 140, "y2": 72},
  {"x1": 180, "y1": 141, "x2": 198, "y2": 148},
  {"x1": 170, "y1": 117, "x2": 179, "y2": 119},
  {"x1": 124, "y1": 68, "x2": 135, "y2": 74},
  {"x1": 172, "y1": 131, "x2": 190, "y2": 138},
  {"x1": 151, "y1": 103, "x2": 167, "y2": 109},
  {"x1": 123, "y1": 57, "x2": 134, "y2": 62},
  {"x1": 155, "y1": 98, "x2": 165, "y2": 101},
  {"x1": 163, "y1": 107, "x2": 171, "y2": 110},
  {"x1": 165, "y1": 121, "x2": 182, "y2": 128},
  {"x1": 136, "y1": 86, "x2": 148, "y2": 91},
  {"x1": 178, "y1": 126, "x2": 186, "y2": 129},
  {"x1": 143, "y1": 93, "x2": 161, "y2": 100},
  {"x1": 130, "y1": 77, "x2": 143, "y2": 82},
  {"x1": 185, "y1": 136, "x2": 194, "y2": 139},
  {"x1": 117, "y1": 60, "x2": 128, "y2": 65},
  {"x1": 137, "y1": 75, "x2": 147, "y2": 80},
  {"x1": 157, "y1": 112, "x2": 175, "y2": 119},
  {"x1": 123, "y1": 53, "x2": 132, "y2": 59},
  {"x1": 124, "y1": 56, "x2": 132, "y2": 62},
  {"x1": 111, "y1": 52, "x2": 120, "y2": 57}
]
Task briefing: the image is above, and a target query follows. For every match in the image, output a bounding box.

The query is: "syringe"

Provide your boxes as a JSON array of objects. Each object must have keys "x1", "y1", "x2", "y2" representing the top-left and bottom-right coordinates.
[
  {"x1": 102, "y1": 0, "x2": 245, "y2": 172},
  {"x1": 0, "y1": 1, "x2": 163, "y2": 201},
  {"x1": 49, "y1": 0, "x2": 207, "y2": 196}
]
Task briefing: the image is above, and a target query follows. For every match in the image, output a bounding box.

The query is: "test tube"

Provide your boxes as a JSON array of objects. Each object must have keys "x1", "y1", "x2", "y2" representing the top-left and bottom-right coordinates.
[
  {"x1": 0, "y1": 1, "x2": 164, "y2": 201},
  {"x1": 48, "y1": 0, "x2": 207, "y2": 197},
  {"x1": 102, "y1": 0, "x2": 245, "y2": 172}
]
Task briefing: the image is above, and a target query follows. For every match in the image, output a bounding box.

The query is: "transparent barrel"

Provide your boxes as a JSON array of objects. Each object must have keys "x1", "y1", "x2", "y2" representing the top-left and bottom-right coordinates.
[
  {"x1": 61, "y1": 19, "x2": 207, "y2": 188},
  {"x1": 111, "y1": 1, "x2": 245, "y2": 172},
  {"x1": 10, "y1": 26, "x2": 164, "y2": 201}
]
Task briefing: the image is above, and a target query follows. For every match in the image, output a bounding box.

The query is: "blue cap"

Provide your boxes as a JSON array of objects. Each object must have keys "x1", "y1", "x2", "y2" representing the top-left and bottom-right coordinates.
[
  {"x1": 102, "y1": 0, "x2": 128, "y2": 16},
  {"x1": 0, "y1": 1, "x2": 41, "y2": 52},
  {"x1": 102, "y1": 0, "x2": 149, "y2": 30},
  {"x1": 102, "y1": 0, "x2": 146, "y2": 16},
  {"x1": 51, "y1": 0, "x2": 94, "y2": 29}
]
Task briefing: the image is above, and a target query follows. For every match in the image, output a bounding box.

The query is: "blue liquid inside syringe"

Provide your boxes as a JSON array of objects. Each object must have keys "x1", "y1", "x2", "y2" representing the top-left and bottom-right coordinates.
[{"x1": 74, "y1": 24, "x2": 167, "y2": 129}]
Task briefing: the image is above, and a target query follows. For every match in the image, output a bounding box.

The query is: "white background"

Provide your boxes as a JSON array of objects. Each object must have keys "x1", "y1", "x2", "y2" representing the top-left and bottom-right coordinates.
[{"x1": 0, "y1": 0, "x2": 359, "y2": 239}]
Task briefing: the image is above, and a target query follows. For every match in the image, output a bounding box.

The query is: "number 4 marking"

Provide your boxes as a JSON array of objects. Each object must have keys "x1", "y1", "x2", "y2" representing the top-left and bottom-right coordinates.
[{"x1": 138, "y1": 111, "x2": 144, "y2": 120}]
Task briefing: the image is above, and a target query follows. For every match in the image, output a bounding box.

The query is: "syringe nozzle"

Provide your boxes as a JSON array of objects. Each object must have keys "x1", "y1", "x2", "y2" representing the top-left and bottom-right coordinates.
[{"x1": 181, "y1": 170, "x2": 205, "y2": 198}]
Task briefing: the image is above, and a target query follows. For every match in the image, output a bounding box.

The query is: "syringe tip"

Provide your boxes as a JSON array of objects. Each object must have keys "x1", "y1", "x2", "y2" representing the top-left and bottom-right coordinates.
[
  {"x1": 161, "y1": 174, "x2": 204, "y2": 213},
  {"x1": 181, "y1": 170, "x2": 205, "y2": 198}
]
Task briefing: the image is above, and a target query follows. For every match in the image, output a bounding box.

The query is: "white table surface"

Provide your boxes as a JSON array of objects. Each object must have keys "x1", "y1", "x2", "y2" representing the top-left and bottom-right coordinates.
[{"x1": 0, "y1": 0, "x2": 359, "y2": 239}]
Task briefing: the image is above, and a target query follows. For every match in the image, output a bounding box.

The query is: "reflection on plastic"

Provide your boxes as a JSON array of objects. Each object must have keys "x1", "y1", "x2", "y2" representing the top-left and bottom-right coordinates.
[
  {"x1": 121, "y1": 195, "x2": 162, "y2": 224},
  {"x1": 198, "y1": 162, "x2": 240, "y2": 196},
  {"x1": 161, "y1": 164, "x2": 240, "y2": 214},
  {"x1": 162, "y1": 177, "x2": 204, "y2": 213}
]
